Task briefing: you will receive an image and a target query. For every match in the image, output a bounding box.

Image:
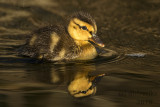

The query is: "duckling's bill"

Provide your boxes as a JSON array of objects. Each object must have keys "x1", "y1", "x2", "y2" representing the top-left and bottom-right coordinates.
[
  {"x1": 89, "y1": 34, "x2": 105, "y2": 47},
  {"x1": 90, "y1": 73, "x2": 105, "y2": 87}
]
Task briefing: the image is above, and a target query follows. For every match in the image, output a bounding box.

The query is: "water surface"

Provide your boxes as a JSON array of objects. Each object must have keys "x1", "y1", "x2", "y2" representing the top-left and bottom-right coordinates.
[{"x1": 0, "y1": 0, "x2": 160, "y2": 107}]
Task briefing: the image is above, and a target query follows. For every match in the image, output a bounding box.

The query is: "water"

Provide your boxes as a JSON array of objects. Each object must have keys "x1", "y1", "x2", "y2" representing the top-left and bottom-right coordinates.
[{"x1": 0, "y1": 0, "x2": 160, "y2": 107}]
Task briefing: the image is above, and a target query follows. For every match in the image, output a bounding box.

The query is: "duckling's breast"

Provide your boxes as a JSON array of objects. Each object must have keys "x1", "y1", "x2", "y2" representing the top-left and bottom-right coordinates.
[{"x1": 75, "y1": 43, "x2": 98, "y2": 60}]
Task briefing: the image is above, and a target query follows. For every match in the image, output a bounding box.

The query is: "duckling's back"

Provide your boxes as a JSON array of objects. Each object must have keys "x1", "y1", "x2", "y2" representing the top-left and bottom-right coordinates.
[{"x1": 18, "y1": 25, "x2": 80, "y2": 61}]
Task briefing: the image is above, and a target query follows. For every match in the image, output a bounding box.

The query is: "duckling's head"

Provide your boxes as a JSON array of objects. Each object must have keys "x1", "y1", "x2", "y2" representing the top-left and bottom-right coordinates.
[
  {"x1": 68, "y1": 77, "x2": 96, "y2": 98},
  {"x1": 68, "y1": 73, "x2": 105, "y2": 98},
  {"x1": 67, "y1": 12, "x2": 105, "y2": 47}
]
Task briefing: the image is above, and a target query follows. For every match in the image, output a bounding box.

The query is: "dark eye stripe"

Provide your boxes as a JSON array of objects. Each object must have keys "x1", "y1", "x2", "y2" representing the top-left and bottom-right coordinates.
[
  {"x1": 73, "y1": 85, "x2": 93, "y2": 95},
  {"x1": 73, "y1": 21, "x2": 89, "y2": 31},
  {"x1": 73, "y1": 21, "x2": 81, "y2": 29}
]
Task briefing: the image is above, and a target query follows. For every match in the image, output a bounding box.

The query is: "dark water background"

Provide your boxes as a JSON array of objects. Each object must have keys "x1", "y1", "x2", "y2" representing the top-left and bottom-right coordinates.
[{"x1": 0, "y1": 0, "x2": 160, "y2": 107}]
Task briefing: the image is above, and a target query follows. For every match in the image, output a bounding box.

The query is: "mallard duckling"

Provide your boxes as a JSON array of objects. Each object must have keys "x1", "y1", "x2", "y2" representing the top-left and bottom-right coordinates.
[
  {"x1": 18, "y1": 12, "x2": 105, "y2": 61},
  {"x1": 68, "y1": 73, "x2": 105, "y2": 98}
]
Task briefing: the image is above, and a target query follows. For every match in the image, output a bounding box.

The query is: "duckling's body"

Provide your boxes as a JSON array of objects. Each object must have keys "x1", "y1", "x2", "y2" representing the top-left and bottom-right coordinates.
[{"x1": 18, "y1": 12, "x2": 105, "y2": 61}]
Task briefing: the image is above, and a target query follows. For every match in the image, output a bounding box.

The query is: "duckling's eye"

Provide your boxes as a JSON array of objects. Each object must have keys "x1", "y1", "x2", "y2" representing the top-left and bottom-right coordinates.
[
  {"x1": 81, "y1": 26, "x2": 88, "y2": 30},
  {"x1": 81, "y1": 91, "x2": 87, "y2": 94}
]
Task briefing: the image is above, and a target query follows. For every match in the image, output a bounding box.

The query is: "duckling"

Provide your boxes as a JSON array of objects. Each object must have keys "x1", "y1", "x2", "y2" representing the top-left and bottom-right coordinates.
[{"x1": 18, "y1": 12, "x2": 105, "y2": 61}]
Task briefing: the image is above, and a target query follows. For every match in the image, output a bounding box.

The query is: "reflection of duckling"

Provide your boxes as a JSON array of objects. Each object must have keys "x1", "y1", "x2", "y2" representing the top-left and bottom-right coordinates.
[
  {"x1": 24, "y1": 62, "x2": 105, "y2": 98},
  {"x1": 18, "y1": 12, "x2": 105, "y2": 61},
  {"x1": 68, "y1": 75, "x2": 96, "y2": 98},
  {"x1": 68, "y1": 72, "x2": 105, "y2": 98}
]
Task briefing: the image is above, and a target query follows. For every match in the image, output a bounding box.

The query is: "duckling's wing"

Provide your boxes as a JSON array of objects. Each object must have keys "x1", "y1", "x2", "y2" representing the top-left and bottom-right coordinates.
[
  {"x1": 48, "y1": 31, "x2": 81, "y2": 61},
  {"x1": 18, "y1": 25, "x2": 62, "y2": 58},
  {"x1": 18, "y1": 25, "x2": 80, "y2": 61}
]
